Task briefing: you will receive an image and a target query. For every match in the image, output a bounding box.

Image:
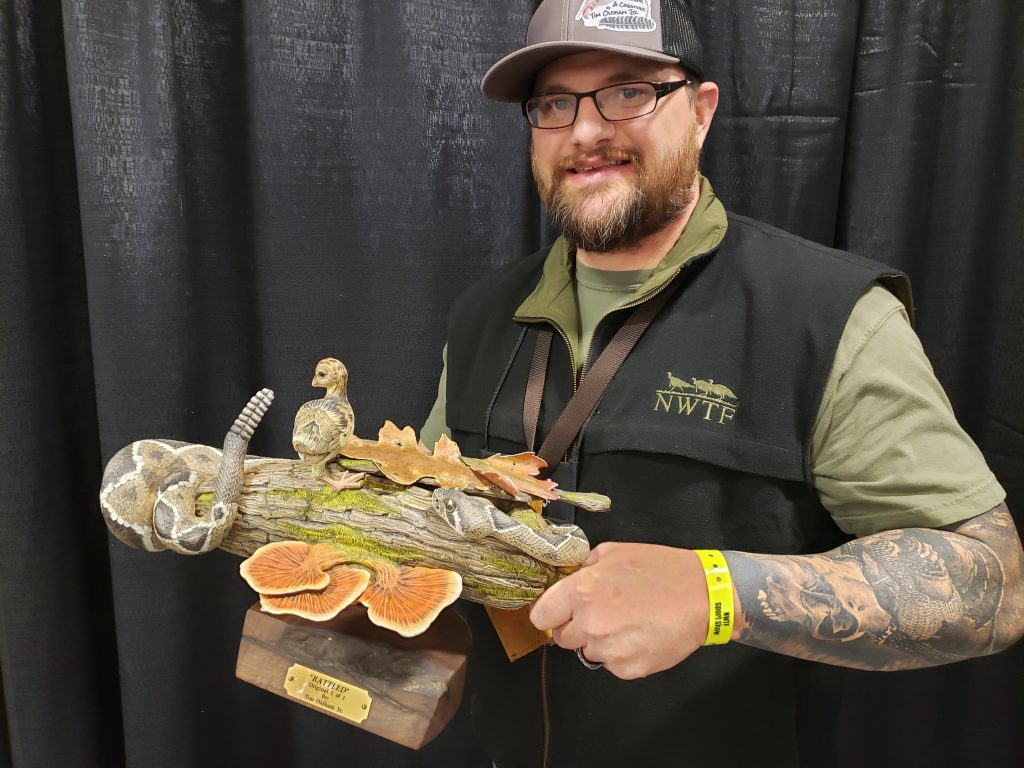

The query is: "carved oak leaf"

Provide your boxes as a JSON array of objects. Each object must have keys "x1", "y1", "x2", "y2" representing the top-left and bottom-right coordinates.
[
  {"x1": 482, "y1": 452, "x2": 548, "y2": 477},
  {"x1": 379, "y1": 421, "x2": 418, "y2": 449},
  {"x1": 463, "y1": 453, "x2": 559, "y2": 501},
  {"x1": 432, "y1": 434, "x2": 463, "y2": 464},
  {"x1": 345, "y1": 423, "x2": 427, "y2": 455},
  {"x1": 340, "y1": 421, "x2": 489, "y2": 490}
]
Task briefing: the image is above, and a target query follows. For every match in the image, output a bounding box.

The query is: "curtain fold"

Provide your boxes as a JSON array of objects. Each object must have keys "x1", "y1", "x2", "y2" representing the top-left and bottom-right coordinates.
[
  {"x1": 2, "y1": 0, "x2": 1021, "y2": 765},
  {"x1": 1, "y1": 2, "x2": 123, "y2": 766}
]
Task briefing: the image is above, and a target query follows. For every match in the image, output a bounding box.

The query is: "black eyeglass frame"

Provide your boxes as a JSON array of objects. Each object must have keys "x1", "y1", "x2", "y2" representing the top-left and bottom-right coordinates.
[{"x1": 521, "y1": 79, "x2": 694, "y2": 129}]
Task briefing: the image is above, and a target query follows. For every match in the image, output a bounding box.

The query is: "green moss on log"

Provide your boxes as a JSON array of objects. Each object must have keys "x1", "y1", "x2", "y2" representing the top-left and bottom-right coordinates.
[
  {"x1": 266, "y1": 486, "x2": 397, "y2": 516},
  {"x1": 462, "y1": 575, "x2": 537, "y2": 604},
  {"x1": 278, "y1": 521, "x2": 425, "y2": 563},
  {"x1": 479, "y1": 554, "x2": 548, "y2": 580}
]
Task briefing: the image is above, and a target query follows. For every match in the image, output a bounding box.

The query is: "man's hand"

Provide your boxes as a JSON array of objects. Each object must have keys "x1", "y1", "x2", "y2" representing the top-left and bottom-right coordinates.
[
  {"x1": 529, "y1": 542, "x2": 717, "y2": 679},
  {"x1": 529, "y1": 504, "x2": 1024, "y2": 677}
]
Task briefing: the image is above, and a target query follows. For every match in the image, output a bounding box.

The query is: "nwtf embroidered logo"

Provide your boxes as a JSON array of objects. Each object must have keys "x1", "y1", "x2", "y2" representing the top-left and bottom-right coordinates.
[
  {"x1": 576, "y1": 0, "x2": 657, "y2": 32},
  {"x1": 654, "y1": 372, "x2": 739, "y2": 426}
]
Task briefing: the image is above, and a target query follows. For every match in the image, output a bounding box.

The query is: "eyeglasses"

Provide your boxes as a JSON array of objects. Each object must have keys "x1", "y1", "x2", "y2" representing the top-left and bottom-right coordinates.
[{"x1": 522, "y1": 80, "x2": 693, "y2": 129}]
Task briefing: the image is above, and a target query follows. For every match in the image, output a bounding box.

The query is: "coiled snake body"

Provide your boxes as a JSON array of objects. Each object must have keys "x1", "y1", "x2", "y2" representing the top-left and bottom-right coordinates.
[
  {"x1": 430, "y1": 488, "x2": 589, "y2": 567},
  {"x1": 99, "y1": 389, "x2": 274, "y2": 555}
]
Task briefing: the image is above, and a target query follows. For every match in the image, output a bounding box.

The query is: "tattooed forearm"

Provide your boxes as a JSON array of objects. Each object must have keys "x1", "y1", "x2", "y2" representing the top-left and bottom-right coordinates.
[{"x1": 726, "y1": 503, "x2": 1024, "y2": 670}]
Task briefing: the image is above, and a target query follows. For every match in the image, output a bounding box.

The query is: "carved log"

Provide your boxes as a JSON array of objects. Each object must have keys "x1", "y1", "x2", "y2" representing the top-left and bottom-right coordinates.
[{"x1": 198, "y1": 457, "x2": 609, "y2": 609}]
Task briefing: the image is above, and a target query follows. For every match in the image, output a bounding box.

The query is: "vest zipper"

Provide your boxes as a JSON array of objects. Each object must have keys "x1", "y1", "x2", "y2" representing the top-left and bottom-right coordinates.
[
  {"x1": 515, "y1": 318, "x2": 569, "y2": 767},
  {"x1": 541, "y1": 323, "x2": 568, "y2": 768},
  {"x1": 525, "y1": 274, "x2": 681, "y2": 764},
  {"x1": 555, "y1": 324, "x2": 579, "y2": 395},
  {"x1": 523, "y1": 246, "x2": 715, "y2": 764},
  {"x1": 518, "y1": 318, "x2": 579, "y2": 395},
  {"x1": 541, "y1": 644, "x2": 551, "y2": 767}
]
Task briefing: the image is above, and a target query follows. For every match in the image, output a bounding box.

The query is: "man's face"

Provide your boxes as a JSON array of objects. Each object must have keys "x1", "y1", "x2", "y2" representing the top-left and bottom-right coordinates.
[{"x1": 529, "y1": 51, "x2": 714, "y2": 253}]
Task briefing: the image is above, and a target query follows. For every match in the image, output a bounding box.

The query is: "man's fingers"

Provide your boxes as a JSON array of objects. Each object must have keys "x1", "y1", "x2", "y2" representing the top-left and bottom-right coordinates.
[
  {"x1": 582, "y1": 543, "x2": 606, "y2": 567},
  {"x1": 530, "y1": 575, "x2": 575, "y2": 631},
  {"x1": 551, "y1": 622, "x2": 586, "y2": 651}
]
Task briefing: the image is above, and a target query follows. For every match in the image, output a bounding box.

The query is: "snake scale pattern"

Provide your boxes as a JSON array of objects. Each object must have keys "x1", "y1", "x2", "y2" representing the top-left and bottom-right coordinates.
[
  {"x1": 99, "y1": 389, "x2": 274, "y2": 554},
  {"x1": 431, "y1": 488, "x2": 589, "y2": 567}
]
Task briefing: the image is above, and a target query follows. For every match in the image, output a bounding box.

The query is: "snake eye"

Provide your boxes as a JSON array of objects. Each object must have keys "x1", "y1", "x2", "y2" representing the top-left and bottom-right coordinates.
[{"x1": 445, "y1": 500, "x2": 456, "y2": 512}]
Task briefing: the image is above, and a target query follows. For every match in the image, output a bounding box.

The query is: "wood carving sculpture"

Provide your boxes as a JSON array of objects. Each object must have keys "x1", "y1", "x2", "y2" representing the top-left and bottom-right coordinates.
[
  {"x1": 291, "y1": 357, "x2": 364, "y2": 490},
  {"x1": 100, "y1": 359, "x2": 609, "y2": 638}
]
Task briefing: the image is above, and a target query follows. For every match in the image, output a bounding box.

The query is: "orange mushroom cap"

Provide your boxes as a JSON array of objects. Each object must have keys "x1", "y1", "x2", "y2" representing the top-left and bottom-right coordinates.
[
  {"x1": 240, "y1": 540, "x2": 346, "y2": 595},
  {"x1": 359, "y1": 561, "x2": 462, "y2": 638},
  {"x1": 259, "y1": 564, "x2": 371, "y2": 622}
]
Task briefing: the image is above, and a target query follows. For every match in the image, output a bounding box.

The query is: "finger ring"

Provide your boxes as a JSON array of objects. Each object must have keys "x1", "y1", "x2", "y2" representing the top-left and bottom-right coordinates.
[{"x1": 575, "y1": 647, "x2": 602, "y2": 670}]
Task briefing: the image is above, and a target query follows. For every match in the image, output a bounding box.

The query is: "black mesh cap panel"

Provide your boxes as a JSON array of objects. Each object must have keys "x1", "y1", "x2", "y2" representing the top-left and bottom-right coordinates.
[{"x1": 660, "y1": 0, "x2": 705, "y2": 79}]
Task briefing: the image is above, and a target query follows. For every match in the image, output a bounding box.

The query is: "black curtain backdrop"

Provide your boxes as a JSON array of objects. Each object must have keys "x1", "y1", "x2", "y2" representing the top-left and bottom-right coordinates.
[{"x1": 1, "y1": 1, "x2": 1021, "y2": 766}]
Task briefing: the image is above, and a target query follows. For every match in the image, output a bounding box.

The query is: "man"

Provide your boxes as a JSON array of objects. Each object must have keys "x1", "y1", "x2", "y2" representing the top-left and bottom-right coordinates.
[{"x1": 421, "y1": 1, "x2": 1024, "y2": 765}]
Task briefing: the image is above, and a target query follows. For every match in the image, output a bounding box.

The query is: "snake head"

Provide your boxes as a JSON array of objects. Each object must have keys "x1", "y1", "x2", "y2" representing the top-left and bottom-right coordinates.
[{"x1": 430, "y1": 487, "x2": 462, "y2": 514}]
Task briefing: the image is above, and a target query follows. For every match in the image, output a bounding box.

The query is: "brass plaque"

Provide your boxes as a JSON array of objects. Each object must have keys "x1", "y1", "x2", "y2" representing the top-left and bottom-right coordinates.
[{"x1": 283, "y1": 663, "x2": 372, "y2": 723}]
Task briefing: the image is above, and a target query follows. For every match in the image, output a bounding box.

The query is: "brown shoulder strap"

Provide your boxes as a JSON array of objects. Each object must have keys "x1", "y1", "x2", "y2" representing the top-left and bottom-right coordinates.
[
  {"x1": 523, "y1": 326, "x2": 552, "y2": 452},
  {"x1": 524, "y1": 287, "x2": 675, "y2": 476}
]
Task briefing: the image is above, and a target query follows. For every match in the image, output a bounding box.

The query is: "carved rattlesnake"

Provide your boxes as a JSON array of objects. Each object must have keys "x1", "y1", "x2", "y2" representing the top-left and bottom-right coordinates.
[
  {"x1": 430, "y1": 488, "x2": 589, "y2": 567},
  {"x1": 99, "y1": 389, "x2": 274, "y2": 554}
]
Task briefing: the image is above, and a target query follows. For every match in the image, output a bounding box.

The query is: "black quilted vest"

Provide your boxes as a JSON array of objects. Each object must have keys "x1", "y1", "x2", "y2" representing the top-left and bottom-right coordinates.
[{"x1": 445, "y1": 213, "x2": 911, "y2": 768}]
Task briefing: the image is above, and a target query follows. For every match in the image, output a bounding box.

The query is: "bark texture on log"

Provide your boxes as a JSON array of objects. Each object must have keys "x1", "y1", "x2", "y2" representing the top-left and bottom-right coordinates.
[{"x1": 199, "y1": 457, "x2": 609, "y2": 609}]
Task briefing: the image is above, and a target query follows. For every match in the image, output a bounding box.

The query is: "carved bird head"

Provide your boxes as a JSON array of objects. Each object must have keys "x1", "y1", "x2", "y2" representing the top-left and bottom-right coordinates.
[{"x1": 312, "y1": 357, "x2": 348, "y2": 395}]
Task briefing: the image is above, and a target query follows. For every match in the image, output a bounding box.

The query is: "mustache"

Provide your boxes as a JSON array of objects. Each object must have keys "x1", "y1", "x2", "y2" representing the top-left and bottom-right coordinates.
[{"x1": 556, "y1": 147, "x2": 641, "y2": 172}]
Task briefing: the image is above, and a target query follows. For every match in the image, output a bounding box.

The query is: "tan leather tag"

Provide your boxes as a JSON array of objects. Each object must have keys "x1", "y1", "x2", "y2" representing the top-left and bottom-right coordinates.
[{"x1": 485, "y1": 604, "x2": 551, "y2": 661}]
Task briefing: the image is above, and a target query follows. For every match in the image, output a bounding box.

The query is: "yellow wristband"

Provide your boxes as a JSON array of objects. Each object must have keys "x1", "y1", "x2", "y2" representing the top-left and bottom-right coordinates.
[{"x1": 694, "y1": 549, "x2": 734, "y2": 646}]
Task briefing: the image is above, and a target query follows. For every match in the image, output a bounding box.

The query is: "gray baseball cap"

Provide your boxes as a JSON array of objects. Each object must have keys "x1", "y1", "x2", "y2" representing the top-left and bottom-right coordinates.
[{"x1": 482, "y1": 0, "x2": 705, "y2": 103}]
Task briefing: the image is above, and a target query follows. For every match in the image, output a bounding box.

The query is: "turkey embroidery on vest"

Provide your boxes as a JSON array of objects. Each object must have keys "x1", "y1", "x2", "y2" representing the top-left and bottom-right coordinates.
[{"x1": 654, "y1": 371, "x2": 739, "y2": 426}]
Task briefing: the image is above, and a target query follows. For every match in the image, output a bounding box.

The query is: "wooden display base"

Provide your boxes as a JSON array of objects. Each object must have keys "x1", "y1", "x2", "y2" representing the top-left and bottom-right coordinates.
[{"x1": 236, "y1": 603, "x2": 471, "y2": 749}]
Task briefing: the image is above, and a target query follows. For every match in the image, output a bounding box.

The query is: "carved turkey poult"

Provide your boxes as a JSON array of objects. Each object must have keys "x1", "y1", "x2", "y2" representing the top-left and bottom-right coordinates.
[{"x1": 291, "y1": 357, "x2": 364, "y2": 490}]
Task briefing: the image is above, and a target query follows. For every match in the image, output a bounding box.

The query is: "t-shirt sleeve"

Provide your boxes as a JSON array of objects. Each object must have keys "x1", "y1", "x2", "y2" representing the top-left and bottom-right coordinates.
[
  {"x1": 419, "y1": 343, "x2": 451, "y2": 449},
  {"x1": 811, "y1": 284, "x2": 1005, "y2": 537}
]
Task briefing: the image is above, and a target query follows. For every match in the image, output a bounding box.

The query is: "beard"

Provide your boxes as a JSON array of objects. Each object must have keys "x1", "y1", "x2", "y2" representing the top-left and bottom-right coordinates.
[{"x1": 531, "y1": 125, "x2": 702, "y2": 253}]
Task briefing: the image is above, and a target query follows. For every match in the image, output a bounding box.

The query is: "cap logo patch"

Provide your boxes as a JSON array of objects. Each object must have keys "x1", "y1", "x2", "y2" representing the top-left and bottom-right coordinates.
[{"x1": 575, "y1": 0, "x2": 657, "y2": 32}]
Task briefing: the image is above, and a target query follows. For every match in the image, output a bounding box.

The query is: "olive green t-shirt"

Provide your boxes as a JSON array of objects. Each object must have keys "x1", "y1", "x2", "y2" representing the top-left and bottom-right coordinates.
[
  {"x1": 575, "y1": 261, "x2": 653, "y2": 368},
  {"x1": 810, "y1": 283, "x2": 1004, "y2": 534}
]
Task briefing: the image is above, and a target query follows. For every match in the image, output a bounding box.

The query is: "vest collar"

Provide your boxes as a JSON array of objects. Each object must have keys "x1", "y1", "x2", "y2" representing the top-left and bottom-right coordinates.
[{"x1": 513, "y1": 175, "x2": 729, "y2": 368}]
